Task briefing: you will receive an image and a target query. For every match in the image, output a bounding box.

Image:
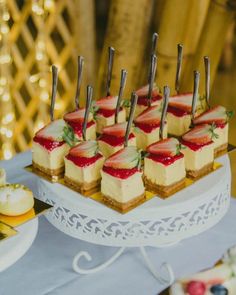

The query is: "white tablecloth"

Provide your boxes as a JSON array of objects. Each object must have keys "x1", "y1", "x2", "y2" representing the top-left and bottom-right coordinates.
[{"x1": 0, "y1": 151, "x2": 236, "y2": 295}]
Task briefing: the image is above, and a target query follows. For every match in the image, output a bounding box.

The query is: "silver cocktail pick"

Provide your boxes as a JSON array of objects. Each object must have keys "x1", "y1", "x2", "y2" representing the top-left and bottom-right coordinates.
[
  {"x1": 204, "y1": 56, "x2": 210, "y2": 109},
  {"x1": 115, "y1": 69, "x2": 127, "y2": 124},
  {"x1": 191, "y1": 70, "x2": 200, "y2": 121},
  {"x1": 106, "y1": 46, "x2": 115, "y2": 96},
  {"x1": 82, "y1": 85, "x2": 93, "y2": 141},
  {"x1": 175, "y1": 44, "x2": 183, "y2": 94},
  {"x1": 147, "y1": 54, "x2": 157, "y2": 107},
  {"x1": 124, "y1": 92, "x2": 138, "y2": 147},
  {"x1": 75, "y1": 56, "x2": 84, "y2": 110},
  {"x1": 160, "y1": 86, "x2": 170, "y2": 140},
  {"x1": 50, "y1": 65, "x2": 58, "y2": 122},
  {"x1": 151, "y1": 32, "x2": 158, "y2": 55}
]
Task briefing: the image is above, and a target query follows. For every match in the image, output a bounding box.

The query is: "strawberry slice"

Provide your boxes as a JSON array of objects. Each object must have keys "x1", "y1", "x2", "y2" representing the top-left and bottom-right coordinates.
[
  {"x1": 102, "y1": 122, "x2": 128, "y2": 137},
  {"x1": 169, "y1": 93, "x2": 194, "y2": 112},
  {"x1": 95, "y1": 96, "x2": 118, "y2": 110},
  {"x1": 64, "y1": 108, "x2": 93, "y2": 123},
  {"x1": 193, "y1": 105, "x2": 227, "y2": 125},
  {"x1": 147, "y1": 138, "x2": 180, "y2": 157},
  {"x1": 134, "y1": 105, "x2": 161, "y2": 125},
  {"x1": 35, "y1": 119, "x2": 66, "y2": 142},
  {"x1": 104, "y1": 146, "x2": 140, "y2": 169},
  {"x1": 136, "y1": 83, "x2": 159, "y2": 97},
  {"x1": 182, "y1": 124, "x2": 214, "y2": 144},
  {"x1": 69, "y1": 140, "x2": 98, "y2": 158}
]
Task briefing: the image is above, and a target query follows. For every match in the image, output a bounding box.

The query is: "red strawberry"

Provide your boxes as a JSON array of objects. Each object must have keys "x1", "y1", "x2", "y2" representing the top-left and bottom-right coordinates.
[
  {"x1": 193, "y1": 105, "x2": 227, "y2": 125},
  {"x1": 134, "y1": 105, "x2": 161, "y2": 125},
  {"x1": 169, "y1": 93, "x2": 194, "y2": 112},
  {"x1": 64, "y1": 108, "x2": 93, "y2": 123},
  {"x1": 186, "y1": 281, "x2": 206, "y2": 295},
  {"x1": 95, "y1": 96, "x2": 118, "y2": 110},
  {"x1": 36, "y1": 119, "x2": 66, "y2": 142},
  {"x1": 147, "y1": 138, "x2": 180, "y2": 157},
  {"x1": 69, "y1": 140, "x2": 98, "y2": 158},
  {"x1": 136, "y1": 83, "x2": 159, "y2": 97},
  {"x1": 182, "y1": 124, "x2": 214, "y2": 144},
  {"x1": 102, "y1": 122, "x2": 128, "y2": 137},
  {"x1": 104, "y1": 146, "x2": 140, "y2": 169}
]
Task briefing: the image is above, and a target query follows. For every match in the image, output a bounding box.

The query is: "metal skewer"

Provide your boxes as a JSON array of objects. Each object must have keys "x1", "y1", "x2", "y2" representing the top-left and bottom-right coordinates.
[
  {"x1": 115, "y1": 69, "x2": 127, "y2": 124},
  {"x1": 82, "y1": 85, "x2": 93, "y2": 141},
  {"x1": 124, "y1": 92, "x2": 138, "y2": 147},
  {"x1": 160, "y1": 86, "x2": 170, "y2": 140},
  {"x1": 204, "y1": 56, "x2": 210, "y2": 109},
  {"x1": 151, "y1": 32, "x2": 158, "y2": 55},
  {"x1": 50, "y1": 65, "x2": 58, "y2": 122},
  {"x1": 106, "y1": 46, "x2": 115, "y2": 96},
  {"x1": 175, "y1": 44, "x2": 183, "y2": 94},
  {"x1": 191, "y1": 70, "x2": 200, "y2": 121},
  {"x1": 75, "y1": 56, "x2": 84, "y2": 110},
  {"x1": 147, "y1": 54, "x2": 157, "y2": 107}
]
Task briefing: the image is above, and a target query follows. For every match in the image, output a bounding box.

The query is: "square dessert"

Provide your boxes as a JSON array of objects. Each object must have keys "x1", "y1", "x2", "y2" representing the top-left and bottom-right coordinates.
[
  {"x1": 101, "y1": 146, "x2": 145, "y2": 212},
  {"x1": 94, "y1": 96, "x2": 126, "y2": 134},
  {"x1": 181, "y1": 124, "x2": 215, "y2": 179},
  {"x1": 64, "y1": 108, "x2": 96, "y2": 140},
  {"x1": 134, "y1": 105, "x2": 167, "y2": 151},
  {"x1": 64, "y1": 140, "x2": 104, "y2": 194},
  {"x1": 144, "y1": 138, "x2": 186, "y2": 197},
  {"x1": 193, "y1": 105, "x2": 233, "y2": 157},
  {"x1": 98, "y1": 122, "x2": 136, "y2": 158},
  {"x1": 32, "y1": 119, "x2": 70, "y2": 176}
]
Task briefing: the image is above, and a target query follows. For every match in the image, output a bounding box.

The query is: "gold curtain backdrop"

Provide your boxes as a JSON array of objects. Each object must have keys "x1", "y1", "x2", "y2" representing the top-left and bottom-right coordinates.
[{"x1": 0, "y1": 0, "x2": 236, "y2": 160}]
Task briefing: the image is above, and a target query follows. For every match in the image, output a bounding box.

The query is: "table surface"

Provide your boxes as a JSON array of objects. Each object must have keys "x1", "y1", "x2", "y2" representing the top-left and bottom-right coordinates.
[{"x1": 0, "y1": 151, "x2": 236, "y2": 295}]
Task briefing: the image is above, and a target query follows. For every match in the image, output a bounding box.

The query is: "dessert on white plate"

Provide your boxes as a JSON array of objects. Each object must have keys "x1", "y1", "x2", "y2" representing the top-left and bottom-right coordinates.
[{"x1": 0, "y1": 184, "x2": 34, "y2": 216}]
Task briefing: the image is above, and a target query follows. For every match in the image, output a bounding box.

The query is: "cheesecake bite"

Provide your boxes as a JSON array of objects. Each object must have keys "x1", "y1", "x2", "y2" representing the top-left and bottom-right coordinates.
[
  {"x1": 181, "y1": 124, "x2": 215, "y2": 179},
  {"x1": 144, "y1": 138, "x2": 186, "y2": 197},
  {"x1": 64, "y1": 108, "x2": 96, "y2": 140},
  {"x1": 98, "y1": 122, "x2": 136, "y2": 158},
  {"x1": 101, "y1": 146, "x2": 145, "y2": 212},
  {"x1": 64, "y1": 140, "x2": 104, "y2": 194},
  {"x1": 94, "y1": 96, "x2": 126, "y2": 134},
  {"x1": 133, "y1": 83, "x2": 162, "y2": 117},
  {"x1": 32, "y1": 119, "x2": 70, "y2": 177},
  {"x1": 134, "y1": 105, "x2": 167, "y2": 151},
  {"x1": 193, "y1": 105, "x2": 233, "y2": 157}
]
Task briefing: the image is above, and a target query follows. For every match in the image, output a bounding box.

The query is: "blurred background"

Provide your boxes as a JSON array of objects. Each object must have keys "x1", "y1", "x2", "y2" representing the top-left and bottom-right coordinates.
[{"x1": 0, "y1": 0, "x2": 235, "y2": 168}]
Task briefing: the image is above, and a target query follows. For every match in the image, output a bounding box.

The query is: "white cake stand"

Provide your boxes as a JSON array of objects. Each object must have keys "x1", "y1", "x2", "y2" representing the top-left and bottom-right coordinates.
[
  {"x1": 0, "y1": 218, "x2": 38, "y2": 272},
  {"x1": 36, "y1": 155, "x2": 231, "y2": 284}
]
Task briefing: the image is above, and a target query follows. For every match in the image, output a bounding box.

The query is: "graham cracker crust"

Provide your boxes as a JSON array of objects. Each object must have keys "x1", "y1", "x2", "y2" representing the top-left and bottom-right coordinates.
[
  {"x1": 214, "y1": 143, "x2": 228, "y2": 158},
  {"x1": 102, "y1": 193, "x2": 146, "y2": 213},
  {"x1": 32, "y1": 161, "x2": 64, "y2": 177},
  {"x1": 144, "y1": 176, "x2": 186, "y2": 198},
  {"x1": 187, "y1": 162, "x2": 214, "y2": 179},
  {"x1": 64, "y1": 176, "x2": 101, "y2": 196}
]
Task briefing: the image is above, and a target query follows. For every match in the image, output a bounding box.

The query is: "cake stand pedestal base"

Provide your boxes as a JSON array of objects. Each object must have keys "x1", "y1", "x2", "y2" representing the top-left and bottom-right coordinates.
[{"x1": 72, "y1": 246, "x2": 175, "y2": 284}]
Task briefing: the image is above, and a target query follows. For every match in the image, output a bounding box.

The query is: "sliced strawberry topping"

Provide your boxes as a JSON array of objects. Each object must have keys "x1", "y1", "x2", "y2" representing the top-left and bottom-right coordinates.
[
  {"x1": 136, "y1": 83, "x2": 159, "y2": 98},
  {"x1": 102, "y1": 122, "x2": 128, "y2": 137},
  {"x1": 193, "y1": 105, "x2": 227, "y2": 126},
  {"x1": 169, "y1": 93, "x2": 193, "y2": 112},
  {"x1": 186, "y1": 280, "x2": 206, "y2": 295},
  {"x1": 104, "y1": 146, "x2": 140, "y2": 169},
  {"x1": 64, "y1": 108, "x2": 93, "y2": 123},
  {"x1": 35, "y1": 119, "x2": 66, "y2": 142},
  {"x1": 182, "y1": 124, "x2": 214, "y2": 145},
  {"x1": 95, "y1": 96, "x2": 118, "y2": 110},
  {"x1": 69, "y1": 140, "x2": 98, "y2": 158},
  {"x1": 134, "y1": 105, "x2": 161, "y2": 125},
  {"x1": 147, "y1": 138, "x2": 180, "y2": 157}
]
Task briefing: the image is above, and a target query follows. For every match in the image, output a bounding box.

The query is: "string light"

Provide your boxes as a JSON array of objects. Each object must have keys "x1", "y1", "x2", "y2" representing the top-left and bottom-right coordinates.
[
  {"x1": 31, "y1": 0, "x2": 56, "y2": 133},
  {"x1": 0, "y1": 0, "x2": 15, "y2": 159}
]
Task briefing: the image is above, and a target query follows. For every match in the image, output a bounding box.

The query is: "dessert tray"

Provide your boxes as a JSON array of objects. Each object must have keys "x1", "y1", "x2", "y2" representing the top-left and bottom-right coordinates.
[
  {"x1": 34, "y1": 154, "x2": 231, "y2": 284},
  {"x1": 0, "y1": 218, "x2": 38, "y2": 272}
]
